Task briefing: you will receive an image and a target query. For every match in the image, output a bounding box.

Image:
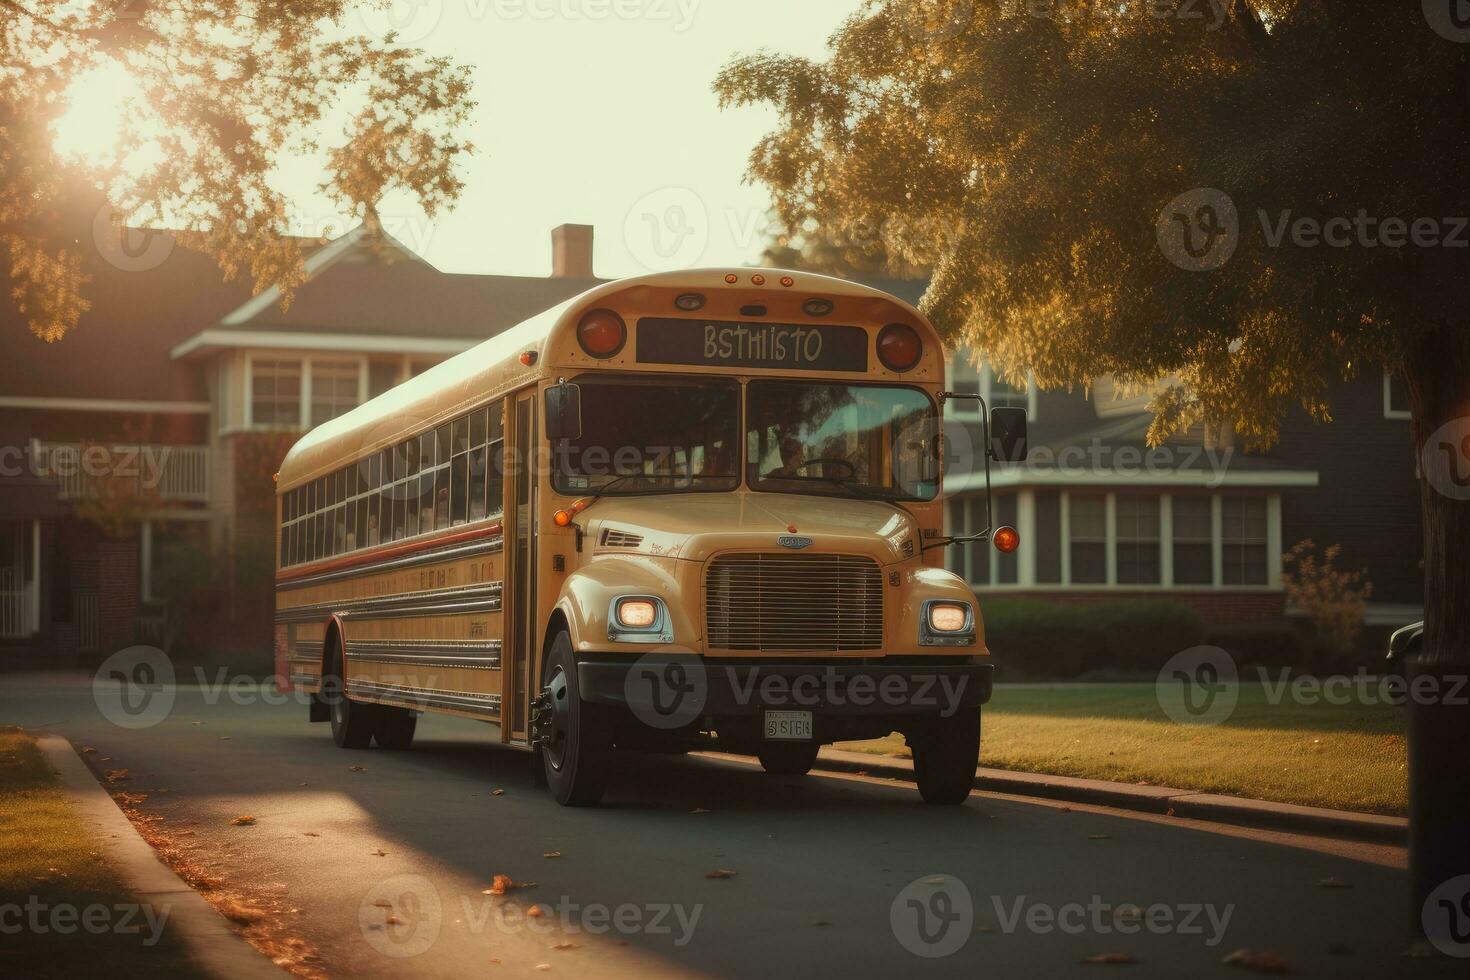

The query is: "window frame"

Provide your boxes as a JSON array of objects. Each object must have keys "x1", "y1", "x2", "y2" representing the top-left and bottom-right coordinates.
[
  {"x1": 245, "y1": 353, "x2": 369, "y2": 431},
  {"x1": 945, "y1": 349, "x2": 1039, "y2": 420}
]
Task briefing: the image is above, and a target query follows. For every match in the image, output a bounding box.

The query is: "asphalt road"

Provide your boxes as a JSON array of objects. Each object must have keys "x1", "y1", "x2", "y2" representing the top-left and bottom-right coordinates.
[{"x1": 2, "y1": 670, "x2": 1460, "y2": 979}]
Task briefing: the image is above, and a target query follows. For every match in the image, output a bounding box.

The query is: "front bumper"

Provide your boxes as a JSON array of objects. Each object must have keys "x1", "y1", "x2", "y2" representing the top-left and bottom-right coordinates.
[{"x1": 577, "y1": 654, "x2": 993, "y2": 719}]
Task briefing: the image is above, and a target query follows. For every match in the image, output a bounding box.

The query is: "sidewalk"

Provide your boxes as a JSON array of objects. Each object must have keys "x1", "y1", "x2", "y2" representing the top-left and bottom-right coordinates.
[{"x1": 811, "y1": 748, "x2": 1408, "y2": 843}]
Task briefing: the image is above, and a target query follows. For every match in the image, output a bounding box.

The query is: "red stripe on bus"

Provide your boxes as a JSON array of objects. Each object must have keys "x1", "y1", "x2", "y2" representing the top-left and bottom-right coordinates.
[{"x1": 275, "y1": 522, "x2": 505, "y2": 584}]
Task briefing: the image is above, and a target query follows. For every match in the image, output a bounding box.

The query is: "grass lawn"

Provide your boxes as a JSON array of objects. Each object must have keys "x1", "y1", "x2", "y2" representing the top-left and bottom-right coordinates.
[
  {"x1": 837, "y1": 683, "x2": 1408, "y2": 815},
  {"x1": 0, "y1": 726, "x2": 208, "y2": 979}
]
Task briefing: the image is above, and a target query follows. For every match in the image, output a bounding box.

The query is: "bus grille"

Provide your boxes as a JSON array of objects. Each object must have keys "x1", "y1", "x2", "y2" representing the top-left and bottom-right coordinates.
[{"x1": 705, "y1": 553, "x2": 885, "y2": 653}]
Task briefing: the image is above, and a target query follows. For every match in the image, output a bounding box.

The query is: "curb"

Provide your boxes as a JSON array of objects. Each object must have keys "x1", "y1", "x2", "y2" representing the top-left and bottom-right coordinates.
[
  {"x1": 812, "y1": 748, "x2": 1408, "y2": 844},
  {"x1": 37, "y1": 735, "x2": 285, "y2": 980}
]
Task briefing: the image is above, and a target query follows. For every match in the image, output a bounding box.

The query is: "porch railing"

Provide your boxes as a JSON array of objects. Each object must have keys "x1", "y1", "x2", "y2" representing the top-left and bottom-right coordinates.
[
  {"x1": 0, "y1": 567, "x2": 35, "y2": 639},
  {"x1": 31, "y1": 441, "x2": 211, "y2": 504}
]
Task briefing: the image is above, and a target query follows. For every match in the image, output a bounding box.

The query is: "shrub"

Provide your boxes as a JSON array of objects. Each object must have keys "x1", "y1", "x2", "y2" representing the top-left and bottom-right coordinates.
[
  {"x1": 1282, "y1": 540, "x2": 1372, "y2": 658},
  {"x1": 1090, "y1": 600, "x2": 1205, "y2": 672},
  {"x1": 978, "y1": 599, "x2": 1104, "y2": 678},
  {"x1": 1205, "y1": 622, "x2": 1305, "y2": 671}
]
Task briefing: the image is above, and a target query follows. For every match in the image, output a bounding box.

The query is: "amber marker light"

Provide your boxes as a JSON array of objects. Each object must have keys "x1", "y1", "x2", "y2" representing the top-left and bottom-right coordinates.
[
  {"x1": 751, "y1": 274, "x2": 766, "y2": 286},
  {"x1": 780, "y1": 276, "x2": 795, "y2": 287},
  {"x1": 993, "y1": 526, "x2": 1021, "y2": 554},
  {"x1": 519, "y1": 350, "x2": 537, "y2": 366},
  {"x1": 553, "y1": 498, "x2": 591, "y2": 527},
  {"x1": 725, "y1": 273, "x2": 739, "y2": 284}
]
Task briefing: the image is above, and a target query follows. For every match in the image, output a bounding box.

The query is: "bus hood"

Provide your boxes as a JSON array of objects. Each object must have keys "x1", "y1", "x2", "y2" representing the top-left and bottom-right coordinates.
[{"x1": 582, "y1": 493, "x2": 920, "y2": 565}]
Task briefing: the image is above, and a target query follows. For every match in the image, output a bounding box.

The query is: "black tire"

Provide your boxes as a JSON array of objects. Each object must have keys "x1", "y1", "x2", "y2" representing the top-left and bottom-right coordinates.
[
  {"x1": 324, "y1": 639, "x2": 377, "y2": 749},
  {"x1": 911, "y1": 709, "x2": 981, "y2": 805},
  {"x1": 757, "y1": 741, "x2": 820, "y2": 776},
  {"x1": 538, "y1": 631, "x2": 612, "y2": 807},
  {"x1": 373, "y1": 707, "x2": 417, "y2": 749}
]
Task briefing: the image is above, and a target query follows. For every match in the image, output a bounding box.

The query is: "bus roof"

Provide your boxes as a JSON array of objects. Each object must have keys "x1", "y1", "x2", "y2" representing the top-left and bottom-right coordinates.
[{"x1": 276, "y1": 268, "x2": 935, "y2": 491}]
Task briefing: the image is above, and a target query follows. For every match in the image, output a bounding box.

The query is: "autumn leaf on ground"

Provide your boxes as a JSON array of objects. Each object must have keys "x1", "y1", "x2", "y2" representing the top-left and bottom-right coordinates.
[
  {"x1": 349, "y1": 765, "x2": 366, "y2": 772},
  {"x1": 492, "y1": 788, "x2": 505, "y2": 796},
  {"x1": 543, "y1": 851, "x2": 561, "y2": 859},
  {"x1": 690, "y1": 807, "x2": 711, "y2": 814},
  {"x1": 705, "y1": 869, "x2": 738, "y2": 879},
  {"x1": 534, "y1": 965, "x2": 550, "y2": 971},
  {"x1": 1318, "y1": 877, "x2": 1351, "y2": 889},
  {"x1": 1222, "y1": 949, "x2": 1291, "y2": 974},
  {"x1": 81, "y1": 746, "x2": 96, "y2": 754},
  {"x1": 106, "y1": 769, "x2": 130, "y2": 782},
  {"x1": 527, "y1": 905, "x2": 546, "y2": 918},
  {"x1": 490, "y1": 874, "x2": 535, "y2": 895},
  {"x1": 218, "y1": 736, "x2": 231, "y2": 741},
  {"x1": 303, "y1": 832, "x2": 320, "y2": 837},
  {"x1": 1088, "y1": 834, "x2": 1111, "y2": 840},
  {"x1": 372, "y1": 900, "x2": 392, "y2": 908},
  {"x1": 230, "y1": 815, "x2": 256, "y2": 826},
  {"x1": 371, "y1": 849, "x2": 387, "y2": 857},
  {"x1": 1083, "y1": 953, "x2": 1137, "y2": 964},
  {"x1": 551, "y1": 942, "x2": 579, "y2": 950}
]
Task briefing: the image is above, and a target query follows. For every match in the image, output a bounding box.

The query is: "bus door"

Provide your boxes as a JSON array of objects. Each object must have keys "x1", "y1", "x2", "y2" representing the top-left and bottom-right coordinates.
[{"x1": 502, "y1": 388, "x2": 538, "y2": 744}]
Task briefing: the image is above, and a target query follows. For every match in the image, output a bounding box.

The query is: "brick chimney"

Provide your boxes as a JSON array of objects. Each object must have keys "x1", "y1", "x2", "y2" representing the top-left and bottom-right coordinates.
[{"x1": 551, "y1": 223, "x2": 594, "y2": 278}]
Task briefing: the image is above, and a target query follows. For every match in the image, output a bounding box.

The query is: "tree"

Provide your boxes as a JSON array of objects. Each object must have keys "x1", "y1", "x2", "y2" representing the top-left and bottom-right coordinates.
[
  {"x1": 760, "y1": 209, "x2": 930, "y2": 279},
  {"x1": 717, "y1": 0, "x2": 1470, "y2": 943},
  {"x1": 2, "y1": 0, "x2": 475, "y2": 341}
]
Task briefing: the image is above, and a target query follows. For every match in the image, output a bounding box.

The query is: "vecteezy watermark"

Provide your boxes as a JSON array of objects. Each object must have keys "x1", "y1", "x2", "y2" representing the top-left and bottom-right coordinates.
[
  {"x1": 1423, "y1": 875, "x2": 1470, "y2": 958},
  {"x1": 989, "y1": 895, "x2": 1234, "y2": 947},
  {"x1": 890, "y1": 875, "x2": 974, "y2": 958},
  {"x1": 1421, "y1": 417, "x2": 1470, "y2": 501},
  {"x1": 0, "y1": 898, "x2": 171, "y2": 947},
  {"x1": 1158, "y1": 188, "x2": 1470, "y2": 271},
  {"x1": 357, "y1": 0, "x2": 701, "y2": 43},
  {"x1": 1, "y1": 442, "x2": 175, "y2": 490},
  {"x1": 1156, "y1": 647, "x2": 1470, "y2": 727},
  {"x1": 625, "y1": 653, "x2": 709, "y2": 730},
  {"x1": 93, "y1": 205, "x2": 175, "y2": 273},
  {"x1": 359, "y1": 875, "x2": 702, "y2": 958},
  {"x1": 360, "y1": 875, "x2": 443, "y2": 959},
  {"x1": 1001, "y1": 0, "x2": 1227, "y2": 32},
  {"x1": 1018, "y1": 440, "x2": 1237, "y2": 489},
  {"x1": 1424, "y1": 0, "x2": 1470, "y2": 44},
  {"x1": 1156, "y1": 188, "x2": 1240, "y2": 272},
  {"x1": 1155, "y1": 645, "x2": 1239, "y2": 726},
  {"x1": 93, "y1": 646, "x2": 178, "y2": 730},
  {"x1": 623, "y1": 186, "x2": 711, "y2": 273}
]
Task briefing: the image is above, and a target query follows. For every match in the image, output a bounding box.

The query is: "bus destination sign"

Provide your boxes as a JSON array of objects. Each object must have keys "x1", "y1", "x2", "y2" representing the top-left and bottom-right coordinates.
[{"x1": 635, "y1": 317, "x2": 869, "y2": 372}]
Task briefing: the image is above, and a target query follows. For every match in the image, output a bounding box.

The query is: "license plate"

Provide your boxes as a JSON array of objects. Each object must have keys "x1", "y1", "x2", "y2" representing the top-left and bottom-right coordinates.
[{"x1": 764, "y1": 710, "x2": 813, "y2": 741}]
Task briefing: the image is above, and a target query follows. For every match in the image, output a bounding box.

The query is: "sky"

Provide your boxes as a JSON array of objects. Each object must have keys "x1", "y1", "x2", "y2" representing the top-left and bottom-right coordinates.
[{"x1": 303, "y1": 0, "x2": 869, "y2": 279}]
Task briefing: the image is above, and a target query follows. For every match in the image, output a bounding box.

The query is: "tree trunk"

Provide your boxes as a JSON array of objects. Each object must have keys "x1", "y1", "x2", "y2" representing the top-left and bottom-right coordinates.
[{"x1": 1404, "y1": 323, "x2": 1470, "y2": 952}]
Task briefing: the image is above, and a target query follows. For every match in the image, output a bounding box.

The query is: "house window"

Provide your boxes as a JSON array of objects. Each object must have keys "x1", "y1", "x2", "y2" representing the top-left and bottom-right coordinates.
[
  {"x1": 1114, "y1": 494, "x2": 1161, "y2": 585},
  {"x1": 250, "y1": 359, "x2": 302, "y2": 428},
  {"x1": 1068, "y1": 493, "x2": 1108, "y2": 585},
  {"x1": 947, "y1": 348, "x2": 1038, "y2": 418},
  {"x1": 1384, "y1": 372, "x2": 1411, "y2": 420},
  {"x1": 945, "y1": 497, "x2": 990, "y2": 586},
  {"x1": 1221, "y1": 496, "x2": 1269, "y2": 586},
  {"x1": 1172, "y1": 496, "x2": 1214, "y2": 586},
  {"x1": 311, "y1": 360, "x2": 362, "y2": 427}
]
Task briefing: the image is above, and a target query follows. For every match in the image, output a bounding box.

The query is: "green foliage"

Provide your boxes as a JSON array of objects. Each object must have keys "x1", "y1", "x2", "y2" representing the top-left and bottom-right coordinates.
[
  {"x1": 715, "y1": 1, "x2": 1470, "y2": 448},
  {"x1": 981, "y1": 597, "x2": 1203, "y2": 677},
  {"x1": 1205, "y1": 621, "x2": 1304, "y2": 670},
  {"x1": 2, "y1": 0, "x2": 475, "y2": 342}
]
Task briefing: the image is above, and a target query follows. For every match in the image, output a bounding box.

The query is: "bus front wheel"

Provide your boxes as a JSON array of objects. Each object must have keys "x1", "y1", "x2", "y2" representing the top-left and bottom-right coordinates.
[
  {"x1": 537, "y1": 632, "x2": 611, "y2": 807},
  {"x1": 910, "y1": 710, "x2": 981, "y2": 805},
  {"x1": 757, "y1": 742, "x2": 820, "y2": 776},
  {"x1": 325, "y1": 640, "x2": 377, "y2": 749}
]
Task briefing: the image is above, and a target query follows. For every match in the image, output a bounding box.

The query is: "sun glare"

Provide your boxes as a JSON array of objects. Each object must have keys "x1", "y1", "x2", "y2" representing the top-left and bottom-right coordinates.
[{"x1": 53, "y1": 61, "x2": 139, "y2": 166}]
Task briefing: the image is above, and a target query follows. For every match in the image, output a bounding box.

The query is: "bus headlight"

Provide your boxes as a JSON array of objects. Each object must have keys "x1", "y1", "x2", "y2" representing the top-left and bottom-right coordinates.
[
  {"x1": 608, "y1": 596, "x2": 672, "y2": 643},
  {"x1": 921, "y1": 600, "x2": 975, "y2": 646}
]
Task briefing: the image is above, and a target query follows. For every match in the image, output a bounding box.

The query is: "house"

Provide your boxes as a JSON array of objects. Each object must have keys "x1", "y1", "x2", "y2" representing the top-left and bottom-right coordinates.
[
  {"x1": 0, "y1": 223, "x2": 1422, "y2": 665},
  {"x1": 0, "y1": 211, "x2": 599, "y2": 665}
]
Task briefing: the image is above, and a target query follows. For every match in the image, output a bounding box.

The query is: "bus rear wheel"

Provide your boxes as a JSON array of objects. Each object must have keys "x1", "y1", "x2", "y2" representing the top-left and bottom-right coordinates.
[
  {"x1": 324, "y1": 640, "x2": 377, "y2": 749},
  {"x1": 537, "y1": 632, "x2": 611, "y2": 807},
  {"x1": 910, "y1": 710, "x2": 981, "y2": 805},
  {"x1": 757, "y1": 742, "x2": 820, "y2": 775}
]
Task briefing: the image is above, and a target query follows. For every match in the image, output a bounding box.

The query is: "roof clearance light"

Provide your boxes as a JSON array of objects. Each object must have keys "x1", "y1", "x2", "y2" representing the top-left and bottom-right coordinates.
[
  {"x1": 993, "y1": 526, "x2": 1021, "y2": 554},
  {"x1": 725, "y1": 273, "x2": 740, "y2": 284},
  {"x1": 519, "y1": 350, "x2": 537, "y2": 366},
  {"x1": 751, "y1": 274, "x2": 766, "y2": 286},
  {"x1": 675, "y1": 293, "x2": 706, "y2": 311},
  {"x1": 803, "y1": 298, "x2": 834, "y2": 317},
  {"x1": 577, "y1": 309, "x2": 627, "y2": 359},
  {"x1": 780, "y1": 276, "x2": 795, "y2": 287},
  {"x1": 877, "y1": 323, "x2": 922, "y2": 372}
]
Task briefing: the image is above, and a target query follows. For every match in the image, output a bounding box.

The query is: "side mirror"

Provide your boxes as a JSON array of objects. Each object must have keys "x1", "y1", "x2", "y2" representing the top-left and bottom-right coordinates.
[
  {"x1": 545, "y1": 381, "x2": 583, "y2": 442},
  {"x1": 990, "y1": 407, "x2": 1028, "y2": 463}
]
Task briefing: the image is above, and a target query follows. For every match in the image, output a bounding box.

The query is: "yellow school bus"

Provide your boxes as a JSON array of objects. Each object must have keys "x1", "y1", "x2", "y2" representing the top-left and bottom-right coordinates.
[{"x1": 274, "y1": 269, "x2": 1027, "y2": 806}]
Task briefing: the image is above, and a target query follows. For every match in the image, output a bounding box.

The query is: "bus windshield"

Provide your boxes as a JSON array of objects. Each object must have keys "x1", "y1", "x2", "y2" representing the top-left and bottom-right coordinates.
[
  {"x1": 746, "y1": 381, "x2": 938, "y2": 502},
  {"x1": 554, "y1": 377, "x2": 740, "y2": 494}
]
